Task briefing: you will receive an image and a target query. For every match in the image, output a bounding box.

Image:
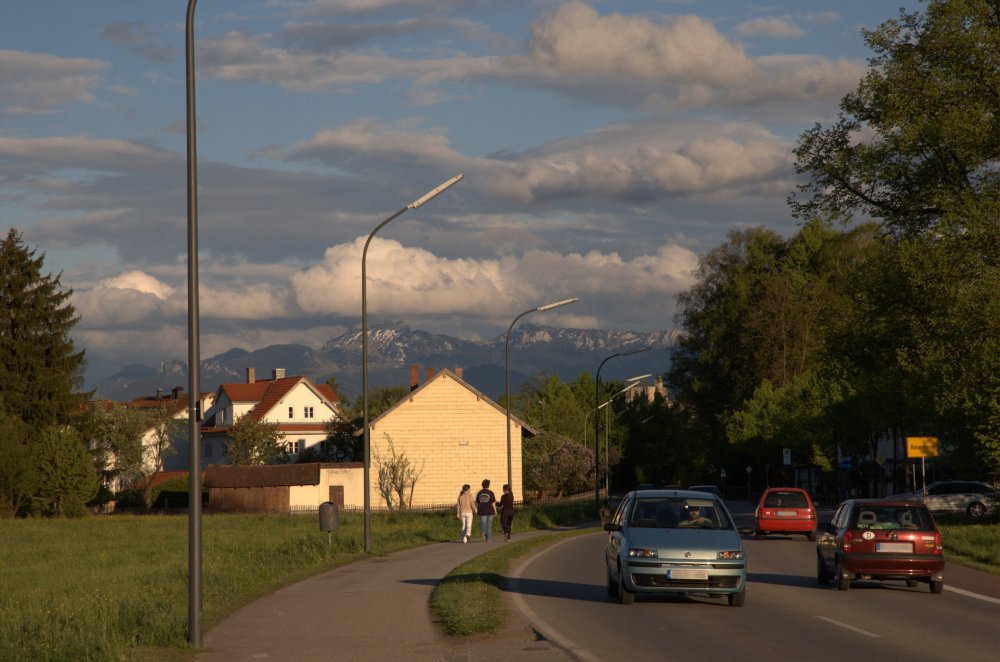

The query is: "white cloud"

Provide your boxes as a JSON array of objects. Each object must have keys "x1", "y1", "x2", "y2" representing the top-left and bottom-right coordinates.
[{"x1": 0, "y1": 50, "x2": 107, "y2": 114}]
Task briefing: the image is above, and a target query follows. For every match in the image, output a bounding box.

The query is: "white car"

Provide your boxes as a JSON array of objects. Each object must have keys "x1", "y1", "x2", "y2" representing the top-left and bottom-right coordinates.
[{"x1": 888, "y1": 480, "x2": 998, "y2": 518}]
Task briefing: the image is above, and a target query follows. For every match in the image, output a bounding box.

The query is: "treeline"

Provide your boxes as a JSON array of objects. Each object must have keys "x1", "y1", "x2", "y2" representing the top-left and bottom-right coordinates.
[{"x1": 669, "y1": 0, "x2": 999, "y2": 488}]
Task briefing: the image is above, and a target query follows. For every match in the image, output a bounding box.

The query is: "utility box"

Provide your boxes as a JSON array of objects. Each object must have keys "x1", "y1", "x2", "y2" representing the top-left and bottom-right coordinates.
[{"x1": 319, "y1": 501, "x2": 339, "y2": 532}]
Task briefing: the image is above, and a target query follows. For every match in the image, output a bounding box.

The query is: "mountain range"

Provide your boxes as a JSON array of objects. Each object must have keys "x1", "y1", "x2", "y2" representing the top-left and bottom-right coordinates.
[{"x1": 91, "y1": 322, "x2": 675, "y2": 403}]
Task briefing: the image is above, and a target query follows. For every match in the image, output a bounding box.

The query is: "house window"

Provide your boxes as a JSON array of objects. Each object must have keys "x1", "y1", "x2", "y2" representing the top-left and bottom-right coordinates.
[
  {"x1": 288, "y1": 406, "x2": 294, "y2": 419},
  {"x1": 304, "y1": 406, "x2": 314, "y2": 418},
  {"x1": 219, "y1": 410, "x2": 225, "y2": 424},
  {"x1": 287, "y1": 439, "x2": 303, "y2": 455}
]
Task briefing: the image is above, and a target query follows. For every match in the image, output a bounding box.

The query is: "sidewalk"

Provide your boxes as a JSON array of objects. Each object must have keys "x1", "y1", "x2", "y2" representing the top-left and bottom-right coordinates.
[{"x1": 195, "y1": 530, "x2": 572, "y2": 662}]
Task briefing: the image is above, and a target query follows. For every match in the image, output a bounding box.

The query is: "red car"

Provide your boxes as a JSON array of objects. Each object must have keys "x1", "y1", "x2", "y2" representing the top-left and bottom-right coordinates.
[
  {"x1": 816, "y1": 499, "x2": 944, "y2": 593},
  {"x1": 754, "y1": 487, "x2": 817, "y2": 540}
]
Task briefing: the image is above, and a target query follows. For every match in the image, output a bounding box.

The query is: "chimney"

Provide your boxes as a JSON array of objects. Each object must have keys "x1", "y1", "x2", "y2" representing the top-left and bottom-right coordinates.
[
  {"x1": 410, "y1": 365, "x2": 419, "y2": 391},
  {"x1": 172, "y1": 386, "x2": 183, "y2": 400},
  {"x1": 155, "y1": 388, "x2": 164, "y2": 400},
  {"x1": 272, "y1": 368, "x2": 286, "y2": 380},
  {"x1": 455, "y1": 366, "x2": 463, "y2": 379},
  {"x1": 426, "y1": 367, "x2": 436, "y2": 381},
  {"x1": 247, "y1": 367, "x2": 256, "y2": 384}
]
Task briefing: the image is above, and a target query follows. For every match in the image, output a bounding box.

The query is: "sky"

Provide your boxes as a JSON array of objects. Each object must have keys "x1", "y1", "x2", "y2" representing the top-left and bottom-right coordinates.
[{"x1": 1, "y1": 0, "x2": 922, "y2": 386}]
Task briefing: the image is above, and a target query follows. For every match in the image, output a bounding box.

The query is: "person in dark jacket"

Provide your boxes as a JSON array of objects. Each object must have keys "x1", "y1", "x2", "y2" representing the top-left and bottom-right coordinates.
[
  {"x1": 499, "y1": 484, "x2": 516, "y2": 542},
  {"x1": 476, "y1": 479, "x2": 497, "y2": 541}
]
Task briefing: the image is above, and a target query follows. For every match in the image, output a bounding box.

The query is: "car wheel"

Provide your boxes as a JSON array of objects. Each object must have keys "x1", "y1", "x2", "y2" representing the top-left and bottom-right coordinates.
[
  {"x1": 606, "y1": 565, "x2": 617, "y2": 598},
  {"x1": 727, "y1": 589, "x2": 745, "y2": 607},
  {"x1": 930, "y1": 579, "x2": 944, "y2": 594},
  {"x1": 617, "y1": 565, "x2": 635, "y2": 605},
  {"x1": 817, "y1": 554, "x2": 831, "y2": 585},
  {"x1": 807, "y1": 530, "x2": 817, "y2": 542},
  {"x1": 967, "y1": 502, "x2": 987, "y2": 518},
  {"x1": 835, "y1": 557, "x2": 850, "y2": 591}
]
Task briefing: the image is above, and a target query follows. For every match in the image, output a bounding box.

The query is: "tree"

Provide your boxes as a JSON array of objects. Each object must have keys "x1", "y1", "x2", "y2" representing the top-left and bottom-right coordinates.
[
  {"x1": 226, "y1": 414, "x2": 287, "y2": 465},
  {"x1": 790, "y1": 0, "x2": 1000, "y2": 476},
  {"x1": 0, "y1": 229, "x2": 89, "y2": 428},
  {"x1": 32, "y1": 426, "x2": 99, "y2": 517},
  {"x1": 372, "y1": 433, "x2": 424, "y2": 511},
  {"x1": 92, "y1": 403, "x2": 148, "y2": 490},
  {"x1": 0, "y1": 410, "x2": 34, "y2": 517},
  {"x1": 141, "y1": 403, "x2": 183, "y2": 504}
]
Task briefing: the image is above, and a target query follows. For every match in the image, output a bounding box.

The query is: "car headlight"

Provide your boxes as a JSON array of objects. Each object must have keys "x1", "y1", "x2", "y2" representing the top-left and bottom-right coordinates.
[
  {"x1": 717, "y1": 550, "x2": 744, "y2": 560},
  {"x1": 628, "y1": 548, "x2": 658, "y2": 558}
]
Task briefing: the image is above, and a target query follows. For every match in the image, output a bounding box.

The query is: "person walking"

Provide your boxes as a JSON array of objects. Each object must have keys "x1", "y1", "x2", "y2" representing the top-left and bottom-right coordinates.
[
  {"x1": 476, "y1": 479, "x2": 497, "y2": 542},
  {"x1": 456, "y1": 484, "x2": 475, "y2": 543},
  {"x1": 499, "y1": 484, "x2": 516, "y2": 542}
]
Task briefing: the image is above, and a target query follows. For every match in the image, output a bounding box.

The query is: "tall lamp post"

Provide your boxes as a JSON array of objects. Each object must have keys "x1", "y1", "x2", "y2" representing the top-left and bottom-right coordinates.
[
  {"x1": 505, "y1": 298, "x2": 579, "y2": 490},
  {"x1": 361, "y1": 174, "x2": 463, "y2": 554},
  {"x1": 184, "y1": 0, "x2": 202, "y2": 646},
  {"x1": 594, "y1": 347, "x2": 649, "y2": 511}
]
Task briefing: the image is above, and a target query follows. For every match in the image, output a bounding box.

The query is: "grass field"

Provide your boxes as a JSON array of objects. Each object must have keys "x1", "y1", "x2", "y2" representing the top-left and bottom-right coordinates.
[{"x1": 0, "y1": 501, "x2": 592, "y2": 661}]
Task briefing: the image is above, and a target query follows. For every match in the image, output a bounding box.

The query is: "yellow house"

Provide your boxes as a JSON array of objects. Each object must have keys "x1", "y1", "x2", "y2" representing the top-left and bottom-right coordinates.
[{"x1": 367, "y1": 367, "x2": 534, "y2": 509}]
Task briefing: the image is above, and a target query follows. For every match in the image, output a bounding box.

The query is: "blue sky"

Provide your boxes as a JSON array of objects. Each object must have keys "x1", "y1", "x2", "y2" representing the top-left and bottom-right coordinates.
[{"x1": 1, "y1": 1, "x2": 921, "y2": 385}]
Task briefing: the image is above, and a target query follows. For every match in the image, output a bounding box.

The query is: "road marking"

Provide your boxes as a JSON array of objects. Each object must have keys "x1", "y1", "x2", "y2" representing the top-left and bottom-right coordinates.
[
  {"x1": 945, "y1": 586, "x2": 1000, "y2": 605},
  {"x1": 816, "y1": 616, "x2": 881, "y2": 638},
  {"x1": 510, "y1": 536, "x2": 603, "y2": 662}
]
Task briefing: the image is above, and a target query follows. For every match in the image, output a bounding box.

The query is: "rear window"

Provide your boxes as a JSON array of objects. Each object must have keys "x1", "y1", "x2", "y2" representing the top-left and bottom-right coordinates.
[
  {"x1": 853, "y1": 506, "x2": 934, "y2": 530},
  {"x1": 764, "y1": 491, "x2": 808, "y2": 508}
]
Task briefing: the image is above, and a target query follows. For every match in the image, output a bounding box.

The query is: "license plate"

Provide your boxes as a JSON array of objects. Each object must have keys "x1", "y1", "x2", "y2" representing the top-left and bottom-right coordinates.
[
  {"x1": 777, "y1": 511, "x2": 797, "y2": 516},
  {"x1": 667, "y1": 568, "x2": 709, "y2": 580},
  {"x1": 876, "y1": 542, "x2": 912, "y2": 553}
]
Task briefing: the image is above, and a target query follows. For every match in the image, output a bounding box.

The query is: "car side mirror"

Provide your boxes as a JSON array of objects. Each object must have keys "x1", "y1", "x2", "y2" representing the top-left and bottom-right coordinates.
[
  {"x1": 603, "y1": 522, "x2": 621, "y2": 532},
  {"x1": 738, "y1": 527, "x2": 755, "y2": 536}
]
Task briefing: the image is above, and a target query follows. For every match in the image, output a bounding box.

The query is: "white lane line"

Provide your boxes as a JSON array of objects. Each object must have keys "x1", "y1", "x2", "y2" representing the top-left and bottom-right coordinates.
[
  {"x1": 945, "y1": 586, "x2": 1000, "y2": 604},
  {"x1": 510, "y1": 536, "x2": 603, "y2": 662},
  {"x1": 816, "y1": 615, "x2": 881, "y2": 638}
]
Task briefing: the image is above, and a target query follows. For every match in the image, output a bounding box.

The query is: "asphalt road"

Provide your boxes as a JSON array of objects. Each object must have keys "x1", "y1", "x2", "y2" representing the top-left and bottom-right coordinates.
[{"x1": 508, "y1": 505, "x2": 1000, "y2": 662}]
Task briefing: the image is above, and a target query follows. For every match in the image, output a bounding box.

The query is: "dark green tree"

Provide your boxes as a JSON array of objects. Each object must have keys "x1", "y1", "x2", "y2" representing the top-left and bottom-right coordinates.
[
  {"x1": 0, "y1": 410, "x2": 35, "y2": 517},
  {"x1": 32, "y1": 426, "x2": 99, "y2": 517},
  {"x1": 0, "y1": 229, "x2": 89, "y2": 428}
]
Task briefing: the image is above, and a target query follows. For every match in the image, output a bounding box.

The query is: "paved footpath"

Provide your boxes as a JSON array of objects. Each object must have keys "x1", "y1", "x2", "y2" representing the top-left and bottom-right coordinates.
[{"x1": 196, "y1": 530, "x2": 574, "y2": 662}]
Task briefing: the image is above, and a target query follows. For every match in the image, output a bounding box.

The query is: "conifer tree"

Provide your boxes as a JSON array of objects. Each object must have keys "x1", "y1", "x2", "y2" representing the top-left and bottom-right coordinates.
[{"x1": 0, "y1": 229, "x2": 89, "y2": 427}]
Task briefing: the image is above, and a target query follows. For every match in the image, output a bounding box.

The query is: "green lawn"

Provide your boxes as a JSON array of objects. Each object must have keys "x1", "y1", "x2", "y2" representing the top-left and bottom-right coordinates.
[{"x1": 0, "y1": 502, "x2": 592, "y2": 661}]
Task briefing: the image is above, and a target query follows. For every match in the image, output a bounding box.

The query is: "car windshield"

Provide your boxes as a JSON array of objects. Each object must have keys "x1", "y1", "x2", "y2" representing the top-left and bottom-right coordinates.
[
  {"x1": 629, "y1": 497, "x2": 731, "y2": 530},
  {"x1": 763, "y1": 491, "x2": 808, "y2": 508},
  {"x1": 853, "y1": 505, "x2": 934, "y2": 530}
]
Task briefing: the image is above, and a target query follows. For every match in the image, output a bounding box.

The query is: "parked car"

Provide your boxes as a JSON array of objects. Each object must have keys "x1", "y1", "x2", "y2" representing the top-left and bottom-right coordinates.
[
  {"x1": 604, "y1": 489, "x2": 750, "y2": 607},
  {"x1": 816, "y1": 499, "x2": 944, "y2": 593},
  {"x1": 688, "y1": 484, "x2": 723, "y2": 499},
  {"x1": 888, "y1": 480, "x2": 998, "y2": 518},
  {"x1": 754, "y1": 487, "x2": 817, "y2": 540}
]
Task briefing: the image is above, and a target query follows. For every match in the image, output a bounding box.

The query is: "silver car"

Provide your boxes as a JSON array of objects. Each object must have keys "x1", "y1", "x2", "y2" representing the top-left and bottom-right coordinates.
[
  {"x1": 888, "y1": 480, "x2": 998, "y2": 518},
  {"x1": 604, "y1": 490, "x2": 750, "y2": 606}
]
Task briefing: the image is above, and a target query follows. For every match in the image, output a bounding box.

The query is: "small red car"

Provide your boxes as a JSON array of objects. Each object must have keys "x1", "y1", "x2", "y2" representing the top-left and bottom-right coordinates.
[
  {"x1": 754, "y1": 487, "x2": 817, "y2": 541},
  {"x1": 816, "y1": 499, "x2": 944, "y2": 593}
]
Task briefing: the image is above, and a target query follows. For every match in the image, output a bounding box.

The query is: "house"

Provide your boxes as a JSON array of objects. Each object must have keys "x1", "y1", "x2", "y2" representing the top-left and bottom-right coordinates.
[
  {"x1": 364, "y1": 366, "x2": 535, "y2": 509},
  {"x1": 200, "y1": 368, "x2": 342, "y2": 464},
  {"x1": 122, "y1": 386, "x2": 215, "y2": 473}
]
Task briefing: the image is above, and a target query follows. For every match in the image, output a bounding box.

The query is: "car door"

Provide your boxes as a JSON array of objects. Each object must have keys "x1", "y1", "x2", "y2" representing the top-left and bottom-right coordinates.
[
  {"x1": 818, "y1": 502, "x2": 846, "y2": 568},
  {"x1": 606, "y1": 495, "x2": 631, "y2": 572}
]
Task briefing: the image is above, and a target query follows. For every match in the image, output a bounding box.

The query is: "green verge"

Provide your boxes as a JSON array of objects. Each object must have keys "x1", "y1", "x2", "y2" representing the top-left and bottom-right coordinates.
[
  {"x1": 430, "y1": 528, "x2": 596, "y2": 636},
  {"x1": 937, "y1": 512, "x2": 1000, "y2": 576}
]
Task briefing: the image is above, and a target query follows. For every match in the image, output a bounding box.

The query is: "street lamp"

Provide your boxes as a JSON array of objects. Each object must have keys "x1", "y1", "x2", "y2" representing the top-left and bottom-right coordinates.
[
  {"x1": 361, "y1": 174, "x2": 464, "y2": 554},
  {"x1": 184, "y1": 0, "x2": 202, "y2": 646},
  {"x1": 505, "y1": 298, "x2": 579, "y2": 491},
  {"x1": 604, "y1": 374, "x2": 651, "y2": 496},
  {"x1": 595, "y1": 347, "x2": 650, "y2": 511}
]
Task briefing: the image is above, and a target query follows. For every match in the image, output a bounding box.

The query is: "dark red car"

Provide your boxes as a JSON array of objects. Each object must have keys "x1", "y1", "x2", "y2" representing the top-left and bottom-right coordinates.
[
  {"x1": 816, "y1": 499, "x2": 944, "y2": 593},
  {"x1": 754, "y1": 487, "x2": 817, "y2": 540}
]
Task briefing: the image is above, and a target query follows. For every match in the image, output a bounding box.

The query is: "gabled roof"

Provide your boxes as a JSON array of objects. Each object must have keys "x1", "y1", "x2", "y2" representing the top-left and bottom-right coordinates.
[
  {"x1": 367, "y1": 368, "x2": 536, "y2": 435},
  {"x1": 216, "y1": 375, "x2": 340, "y2": 421}
]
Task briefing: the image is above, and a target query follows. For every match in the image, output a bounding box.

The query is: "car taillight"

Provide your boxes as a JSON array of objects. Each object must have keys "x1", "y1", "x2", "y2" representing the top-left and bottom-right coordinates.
[
  {"x1": 933, "y1": 532, "x2": 942, "y2": 554},
  {"x1": 841, "y1": 530, "x2": 853, "y2": 552},
  {"x1": 807, "y1": 509, "x2": 815, "y2": 519}
]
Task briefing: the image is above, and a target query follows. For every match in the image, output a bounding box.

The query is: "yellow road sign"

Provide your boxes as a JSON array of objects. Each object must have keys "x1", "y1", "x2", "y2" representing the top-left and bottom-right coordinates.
[{"x1": 906, "y1": 436, "x2": 939, "y2": 458}]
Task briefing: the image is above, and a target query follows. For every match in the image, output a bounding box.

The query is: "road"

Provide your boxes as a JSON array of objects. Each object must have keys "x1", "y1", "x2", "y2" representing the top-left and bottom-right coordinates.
[{"x1": 508, "y1": 503, "x2": 1000, "y2": 662}]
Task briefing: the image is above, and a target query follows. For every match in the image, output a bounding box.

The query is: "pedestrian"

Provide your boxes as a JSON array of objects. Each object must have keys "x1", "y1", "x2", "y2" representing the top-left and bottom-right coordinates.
[
  {"x1": 456, "y1": 484, "x2": 475, "y2": 543},
  {"x1": 476, "y1": 479, "x2": 497, "y2": 541},
  {"x1": 499, "y1": 484, "x2": 516, "y2": 542}
]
